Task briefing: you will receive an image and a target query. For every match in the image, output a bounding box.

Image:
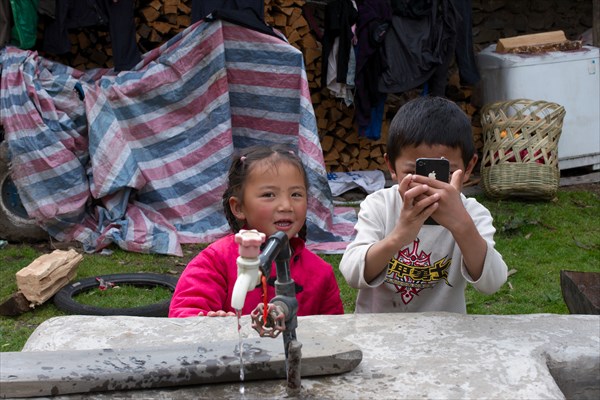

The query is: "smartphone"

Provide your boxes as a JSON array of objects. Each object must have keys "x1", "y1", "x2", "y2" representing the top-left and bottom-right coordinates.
[
  {"x1": 415, "y1": 158, "x2": 450, "y2": 183},
  {"x1": 415, "y1": 158, "x2": 449, "y2": 225}
]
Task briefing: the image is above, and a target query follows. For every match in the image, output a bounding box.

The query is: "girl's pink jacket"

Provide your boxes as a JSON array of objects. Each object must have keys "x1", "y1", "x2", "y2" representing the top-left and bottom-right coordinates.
[{"x1": 169, "y1": 234, "x2": 344, "y2": 317}]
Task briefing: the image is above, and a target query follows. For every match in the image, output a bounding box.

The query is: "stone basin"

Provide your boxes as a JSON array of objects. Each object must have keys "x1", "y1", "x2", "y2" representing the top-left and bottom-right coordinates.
[{"x1": 4, "y1": 312, "x2": 600, "y2": 399}]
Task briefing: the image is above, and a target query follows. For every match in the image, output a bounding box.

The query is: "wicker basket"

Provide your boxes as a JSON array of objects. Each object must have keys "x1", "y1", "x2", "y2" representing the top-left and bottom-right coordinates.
[{"x1": 480, "y1": 99, "x2": 565, "y2": 200}]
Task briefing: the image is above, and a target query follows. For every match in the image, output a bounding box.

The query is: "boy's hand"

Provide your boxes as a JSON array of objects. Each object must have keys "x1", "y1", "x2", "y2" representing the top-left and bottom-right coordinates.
[
  {"x1": 410, "y1": 170, "x2": 469, "y2": 233},
  {"x1": 410, "y1": 170, "x2": 488, "y2": 281},
  {"x1": 397, "y1": 174, "x2": 440, "y2": 240},
  {"x1": 362, "y1": 174, "x2": 440, "y2": 283}
]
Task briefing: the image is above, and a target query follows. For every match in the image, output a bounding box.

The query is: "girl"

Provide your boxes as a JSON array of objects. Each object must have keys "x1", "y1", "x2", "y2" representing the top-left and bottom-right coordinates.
[{"x1": 169, "y1": 145, "x2": 344, "y2": 317}]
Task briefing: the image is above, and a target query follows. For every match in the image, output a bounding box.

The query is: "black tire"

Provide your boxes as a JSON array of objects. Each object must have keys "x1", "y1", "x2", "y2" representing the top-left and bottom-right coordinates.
[
  {"x1": 53, "y1": 273, "x2": 179, "y2": 317},
  {"x1": 0, "y1": 141, "x2": 49, "y2": 242}
]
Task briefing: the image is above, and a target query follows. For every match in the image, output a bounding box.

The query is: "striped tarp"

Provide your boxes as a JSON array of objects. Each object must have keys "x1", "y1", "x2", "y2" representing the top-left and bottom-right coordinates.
[{"x1": 0, "y1": 19, "x2": 356, "y2": 256}]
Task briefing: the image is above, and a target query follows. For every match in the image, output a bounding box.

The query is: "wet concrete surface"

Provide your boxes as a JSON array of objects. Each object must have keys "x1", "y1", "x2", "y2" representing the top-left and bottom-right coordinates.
[{"x1": 5, "y1": 312, "x2": 599, "y2": 399}]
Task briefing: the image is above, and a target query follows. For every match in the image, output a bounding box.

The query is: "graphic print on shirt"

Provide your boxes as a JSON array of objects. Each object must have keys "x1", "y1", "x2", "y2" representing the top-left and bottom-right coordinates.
[{"x1": 384, "y1": 239, "x2": 452, "y2": 304}]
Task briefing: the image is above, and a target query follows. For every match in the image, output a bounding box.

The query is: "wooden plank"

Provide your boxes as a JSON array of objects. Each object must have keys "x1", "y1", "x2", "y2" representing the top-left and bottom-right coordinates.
[
  {"x1": 560, "y1": 270, "x2": 600, "y2": 314},
  {"x1": 495, "y1": 30, "x2": 567, "y2": 53},
  {"x1": 559, "y1": 171, "x2": 600, "y2": 187},
  {"x1": 503, "y1": 40, "x2": 582, "y2": 54},
  {"x1": 0, "y1": 336, "x2": 362, "y2": 398}
]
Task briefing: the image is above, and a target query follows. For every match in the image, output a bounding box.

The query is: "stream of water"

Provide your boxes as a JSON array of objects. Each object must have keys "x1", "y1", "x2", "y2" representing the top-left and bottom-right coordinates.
[{"x1": 236, "y1": 309, "x2": 245, "y2": 395}]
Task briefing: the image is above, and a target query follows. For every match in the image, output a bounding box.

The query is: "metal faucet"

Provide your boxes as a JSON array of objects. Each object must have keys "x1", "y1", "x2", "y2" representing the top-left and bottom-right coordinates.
[{"x1": 233, "y1": 230, "x2": 302, "y2": 395}]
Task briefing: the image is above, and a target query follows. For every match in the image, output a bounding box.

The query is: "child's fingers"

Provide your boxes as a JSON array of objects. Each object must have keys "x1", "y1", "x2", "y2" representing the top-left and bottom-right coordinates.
[
  {"x1": 423, "y1": 202, "x2": 440, "y2": 222},
  {"x1": 415, "y1": 191, "x2": 440, "y2": 213},
  {"x1": 402, "y1": 183, "x2": 431, "y2": 208},
  {"x1": 404, "y1": 185, "x2": 440, "y2": 225},
  {"x1": 401, "y1": 189, "x2": 440, "y2": 227},
  {"x1": 398, "y1": 174, "x2": 413, "y2": 198},
  {"x1": 410, "y1": 174, "x2": 434, "y2": 186},
  {"x1": 207, "y1": 310, "x2": 235, "y2": 317}
]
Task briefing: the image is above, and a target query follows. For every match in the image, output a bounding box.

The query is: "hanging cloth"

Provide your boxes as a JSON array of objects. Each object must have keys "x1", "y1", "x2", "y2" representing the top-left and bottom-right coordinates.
[
  {"x1": 354, "y1": 0, "x2": 392, "y2": 137},
  {"x1": 320, "y1": 0, "x2": 358, "y2": 89},
  {"x1": 9, "y1": 0, "x2": 39, "y2": 49},
  {"x1": 0, "y1": 0, "x2": 11, "y2": 47},
  {"x1": 378, "y1": 0, "x2": 458, "y2": 95}
]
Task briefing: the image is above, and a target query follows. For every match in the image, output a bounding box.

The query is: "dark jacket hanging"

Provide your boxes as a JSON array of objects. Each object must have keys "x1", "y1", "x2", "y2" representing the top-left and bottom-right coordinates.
[
  {"x1": 453, "y1": 0, "x2": 480, "y2": 85},
  {"x1": 43, "y1": 0, "x2": 141, "y2": 71},
  {"x1": 354, "y1": 0, "x2": 392, "y2": 135},
  {"x1": 378, "y1": 0, "x2": 458, "y2": 95},
  {"x1": 320, "y1": 0, "x2": 358, "y2": 89},
  {"x1": 0, "y1": 0, "x2": 10, "y2": 47}
]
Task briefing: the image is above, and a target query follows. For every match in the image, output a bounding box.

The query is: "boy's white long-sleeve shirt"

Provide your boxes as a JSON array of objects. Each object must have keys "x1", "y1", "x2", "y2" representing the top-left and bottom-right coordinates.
[{"x1": 340, "y1": 185, "x2": 508, "y2": 313}]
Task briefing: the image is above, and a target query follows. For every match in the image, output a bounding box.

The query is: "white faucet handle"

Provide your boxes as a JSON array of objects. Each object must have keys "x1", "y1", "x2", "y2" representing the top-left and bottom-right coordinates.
[{"x1": 235, "y1": 229, "x2": 266, "y2": 258}]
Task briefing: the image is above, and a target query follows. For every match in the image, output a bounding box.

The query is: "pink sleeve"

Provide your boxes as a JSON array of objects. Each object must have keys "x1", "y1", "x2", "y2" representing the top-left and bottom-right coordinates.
[{"x1": 168, "y1": 245, "x2": 230, "y2": 318}]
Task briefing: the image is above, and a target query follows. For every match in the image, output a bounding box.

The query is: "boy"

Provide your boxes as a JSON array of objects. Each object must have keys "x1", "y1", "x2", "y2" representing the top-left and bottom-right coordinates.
[{"x1": 340, "y1": 96, "x2": 507, "y2": 313}]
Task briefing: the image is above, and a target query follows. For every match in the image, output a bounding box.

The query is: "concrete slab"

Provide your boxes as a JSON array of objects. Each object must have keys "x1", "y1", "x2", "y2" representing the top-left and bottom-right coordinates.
[
  {"x1": 9, "y1": 312, "x2": 600, "y2": 399},
  {"x1": 1, "y1": 336, "x2": 361, "y2": 398}
]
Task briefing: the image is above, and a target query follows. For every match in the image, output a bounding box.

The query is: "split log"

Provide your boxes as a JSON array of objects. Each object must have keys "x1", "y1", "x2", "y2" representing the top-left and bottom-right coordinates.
[{"x1": 15, "y1": 249, "x2": 83, "y2": 305}]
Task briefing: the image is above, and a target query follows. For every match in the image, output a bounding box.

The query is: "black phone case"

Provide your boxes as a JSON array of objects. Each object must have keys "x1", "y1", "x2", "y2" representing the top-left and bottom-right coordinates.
[
  {"x1": 415, "y1": 158, "x2": 449, "y2": 225},
  {"x1": 415, "y1": 158, "x2": 450, "y2": 183}
]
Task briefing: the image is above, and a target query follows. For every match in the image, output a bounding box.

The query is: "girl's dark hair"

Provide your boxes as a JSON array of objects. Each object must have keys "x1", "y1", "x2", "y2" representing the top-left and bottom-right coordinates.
[
  {"x1": 387, "y1": 96, "x2": 475, "y2": 167},
  {"x1": 222, "y1": 144, "x2": 309, "y2": 240}
]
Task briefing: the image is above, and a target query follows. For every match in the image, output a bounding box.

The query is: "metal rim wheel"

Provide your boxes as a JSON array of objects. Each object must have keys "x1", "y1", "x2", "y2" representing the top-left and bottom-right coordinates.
[{"x1": 53, "y1": 273, "x2": 180, "y2": 317}]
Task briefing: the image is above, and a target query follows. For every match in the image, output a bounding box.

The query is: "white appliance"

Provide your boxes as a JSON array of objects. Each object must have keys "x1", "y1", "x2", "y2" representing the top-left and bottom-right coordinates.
[{"x1": 477, "y1": 44, "x2": 600, "y2": 170}]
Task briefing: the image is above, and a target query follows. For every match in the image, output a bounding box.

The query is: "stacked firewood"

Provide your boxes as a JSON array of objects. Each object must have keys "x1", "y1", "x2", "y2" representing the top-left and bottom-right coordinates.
[
  {"x1": 137, "y1": 0, "x2": 192, "y2": 51},
  {"x1": 37, "y1": 0, "x2": 480, "y2": 173}
]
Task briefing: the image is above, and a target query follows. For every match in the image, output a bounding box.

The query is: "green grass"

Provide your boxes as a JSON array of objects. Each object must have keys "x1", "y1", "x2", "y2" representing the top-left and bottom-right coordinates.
[
  {"x1": 74, "y1": 284, "x2": 173, "y2": 307},
  {"x1": 465, "y1": 189, "x2": 600, "y2": 314},
  {"x1": 1, "y1": 187, "x2": 599, "y2": 352},
  {"x1": 0, "y1": 245, "x2": 198, "y2": 352}
]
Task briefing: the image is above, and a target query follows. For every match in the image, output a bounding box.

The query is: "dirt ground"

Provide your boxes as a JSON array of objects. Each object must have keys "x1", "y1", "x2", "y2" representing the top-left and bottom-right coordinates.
[{"x1": 560, "y1": 182, "x2": 600, "y2": 196}]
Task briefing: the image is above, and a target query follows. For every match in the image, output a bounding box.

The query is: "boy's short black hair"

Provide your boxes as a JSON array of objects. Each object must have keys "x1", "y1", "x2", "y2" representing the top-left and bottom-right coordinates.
[{"x1": 386, "y1": 96, "x2": 475, "y2": 166}]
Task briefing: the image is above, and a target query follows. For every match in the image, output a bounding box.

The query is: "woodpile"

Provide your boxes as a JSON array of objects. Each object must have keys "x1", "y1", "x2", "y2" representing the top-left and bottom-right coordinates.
[
  {"x1": 37, "y1": 0, "x2": 481, "y2": 173},
  {"x1": 137, "y1": 0, "x2": 192, "y2": 52}
]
